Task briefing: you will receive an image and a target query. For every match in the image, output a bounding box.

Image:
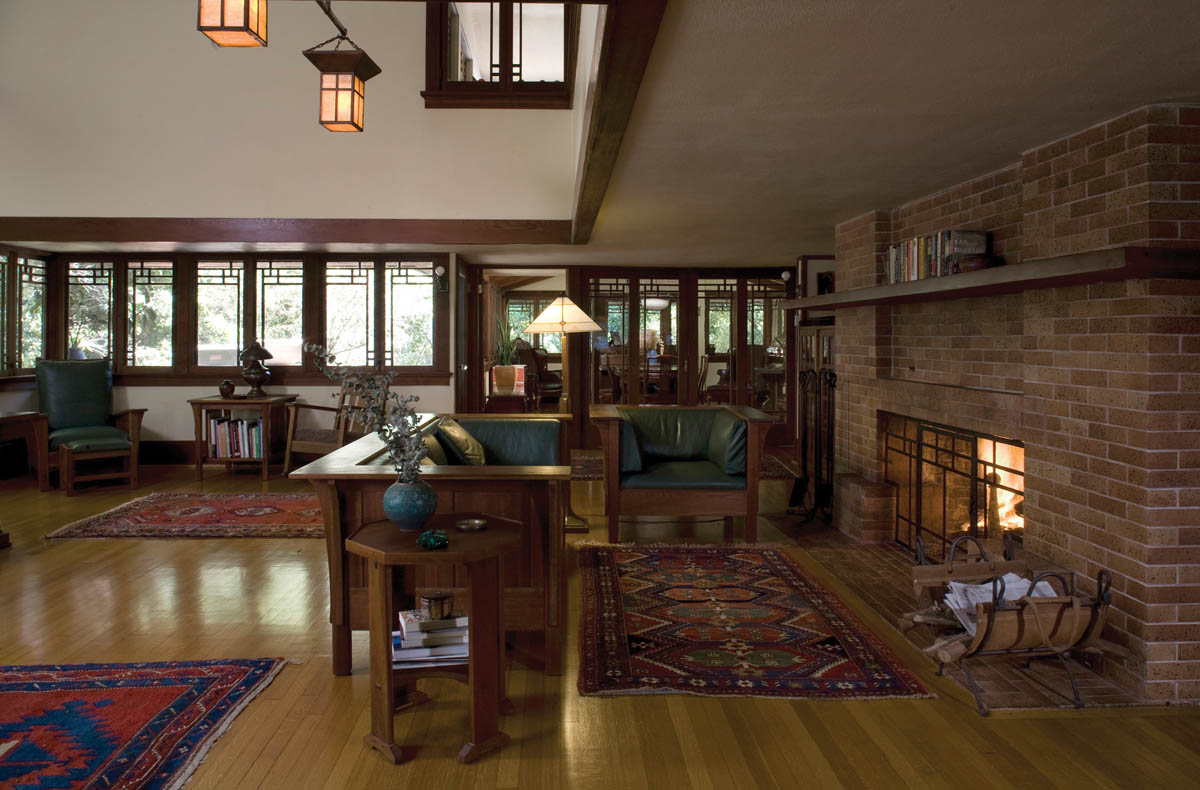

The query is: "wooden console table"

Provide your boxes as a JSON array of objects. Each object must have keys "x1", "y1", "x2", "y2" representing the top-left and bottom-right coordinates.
[
  {"x1": 347, "y1": 514, "x2": 520, "y2": 764},
  {"x1": 189, "y1": 394, "x2": 297, "y2": 481},
  {"x1": 289, "y1": 431, "x2": 569, "y2": 677}
]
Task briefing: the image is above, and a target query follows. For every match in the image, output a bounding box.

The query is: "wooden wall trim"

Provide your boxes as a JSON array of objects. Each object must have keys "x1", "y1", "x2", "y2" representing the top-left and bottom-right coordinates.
[
  {"x1": 0, "y1": 218, "x2": 573, "y2": 247},
  {"x1": 571, "y1": 0, "x2": 668, "y2": 244}
]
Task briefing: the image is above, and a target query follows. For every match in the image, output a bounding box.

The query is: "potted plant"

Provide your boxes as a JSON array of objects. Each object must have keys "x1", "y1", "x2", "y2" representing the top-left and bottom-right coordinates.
[
  {"x1": 306, "y1": 343, "x2": 436, "y2": 531},
  {"x1": 490, "y1": 317, "x2": 525, "y2": 397}
]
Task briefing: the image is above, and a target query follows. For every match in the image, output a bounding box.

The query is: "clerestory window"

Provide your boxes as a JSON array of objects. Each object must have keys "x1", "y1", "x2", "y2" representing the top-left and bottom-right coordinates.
[{"x1": 423, "y1": 1, "x2": 579, "y2": 109}]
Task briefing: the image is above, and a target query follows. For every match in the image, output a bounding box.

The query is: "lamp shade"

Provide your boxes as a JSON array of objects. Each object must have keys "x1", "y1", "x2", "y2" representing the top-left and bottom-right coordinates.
[
  {"x1": 523, "y1": 294, "x2": 602, "y2": 335},
  {"x1": 304, "y1": 49, "x2": 382, "y2": 132},
  {"x1": 198, "y1": 0, "x2": 267, "y2": 47}
]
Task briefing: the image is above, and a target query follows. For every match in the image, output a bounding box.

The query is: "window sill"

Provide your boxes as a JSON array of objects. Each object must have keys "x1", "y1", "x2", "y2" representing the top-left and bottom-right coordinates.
[
  {"x1": 111, "y1": 371, "x2": 453, "y2": 387},
  {"x1": 421, "y1": 89, "x2": 571, "y2": 110}
]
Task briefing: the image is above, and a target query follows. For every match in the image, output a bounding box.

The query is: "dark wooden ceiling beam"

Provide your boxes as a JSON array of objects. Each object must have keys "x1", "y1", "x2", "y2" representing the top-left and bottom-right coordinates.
[
  {"x1": 0, "y1": 217, "x2": 571, "y2": 246},
  {"x1": 570, "y1": 0, "x2": 667, "y2": 244}
]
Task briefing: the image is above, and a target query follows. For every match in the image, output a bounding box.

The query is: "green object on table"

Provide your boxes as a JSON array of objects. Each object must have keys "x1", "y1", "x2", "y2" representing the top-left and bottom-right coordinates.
[{"x1": 418, "y1": 529, "x2": 449, "y2": 550}]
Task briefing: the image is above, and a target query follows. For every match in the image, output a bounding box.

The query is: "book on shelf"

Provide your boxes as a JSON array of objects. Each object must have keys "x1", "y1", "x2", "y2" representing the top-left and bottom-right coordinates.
[
  {"x1": 395, "y1": 609, "x2": 469, "y2": 648},
  {"x1": 399, "y1": 610, "x2": 469, "y2": 633},
  {"x1": 390, "y1": 656, "x2": 470, "y2": 670},
  {"x1": 886, "y1": 230, "x2": 987, "y2": 285},
  {"x1": 391, "y1": 636, "x2": 469, "y2": 663},
  {"x1": 208, "y1": 416, "x2": 264, "y2": 459},
  {"x1": 396, "y1": 628, "x2": 468, "y2": 648}
]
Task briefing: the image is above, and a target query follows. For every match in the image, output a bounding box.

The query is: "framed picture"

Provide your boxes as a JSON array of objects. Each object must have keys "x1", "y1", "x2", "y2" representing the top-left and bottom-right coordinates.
[{"x1": 799, "y1": 255, "x2": 835, "y2": 323}]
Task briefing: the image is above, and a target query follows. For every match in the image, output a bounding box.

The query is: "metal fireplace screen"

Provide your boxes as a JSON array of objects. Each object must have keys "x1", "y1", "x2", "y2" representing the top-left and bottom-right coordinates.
[{"x1": 882, "y1": 413, "x2": 1024, "y2": 558}]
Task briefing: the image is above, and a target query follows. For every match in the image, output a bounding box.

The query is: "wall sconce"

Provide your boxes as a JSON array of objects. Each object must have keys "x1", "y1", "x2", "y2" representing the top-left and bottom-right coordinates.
[
  {"x1": 304, "y1": 43, "x2": 381, "y2": 132},
  {"x1": 198, "y1": 0, "x2": 267, "y2": 47},
  {"x1": 433, "y1": 264, "x2": 449, "y2": 293}
]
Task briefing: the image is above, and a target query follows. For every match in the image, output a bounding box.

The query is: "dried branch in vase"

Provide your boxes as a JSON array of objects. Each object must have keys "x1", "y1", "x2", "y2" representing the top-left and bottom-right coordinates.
[{"x1": 304, "y1": 343, "x2": 427, "y2": 483}]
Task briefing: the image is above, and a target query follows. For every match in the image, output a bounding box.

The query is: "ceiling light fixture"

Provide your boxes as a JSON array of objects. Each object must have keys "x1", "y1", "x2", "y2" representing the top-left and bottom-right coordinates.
[
  {"x1": 199, "y1": 0, "x2": 382, "y2": 132},
  {"x1": 198, "y1": 0, "x2": 267, "y2": 47}
]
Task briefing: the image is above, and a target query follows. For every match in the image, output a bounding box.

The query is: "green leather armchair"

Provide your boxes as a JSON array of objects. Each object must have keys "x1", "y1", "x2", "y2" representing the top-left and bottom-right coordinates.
[
  {"x1": 592, "y1": 404, "x2": 774, "y2": 543},
  {"x1": 35, "y1": 360, "x2": 147, "y2": 495}
]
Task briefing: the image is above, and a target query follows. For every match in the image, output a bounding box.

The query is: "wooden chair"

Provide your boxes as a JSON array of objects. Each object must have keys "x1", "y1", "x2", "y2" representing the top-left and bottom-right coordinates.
[
  {"x1": 696, "y1": 354, "x2": 710, "y2": 402},
  {"x1": 283, "y1": 384, "x2": 371, "y2": 474},
  {"x1": 35, "y1": 360, "x2": 146, "y2": 496}
]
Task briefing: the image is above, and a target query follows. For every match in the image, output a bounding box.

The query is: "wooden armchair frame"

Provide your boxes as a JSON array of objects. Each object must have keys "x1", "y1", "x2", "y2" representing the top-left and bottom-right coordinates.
[
  {"x1": 54, "y1": 409, "x2": 147, "y2": 496},
  {"x1": 283, "y1": 385, "x2": 371, "y2": 475},
  {"x1": 592, "y1": 404, "x2": 774, "y2": 543}
]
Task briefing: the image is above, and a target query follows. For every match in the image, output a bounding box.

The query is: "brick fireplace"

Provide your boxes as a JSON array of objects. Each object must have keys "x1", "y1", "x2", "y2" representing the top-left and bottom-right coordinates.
[{"x1": 828, "y1": 103, "x2": 1200, "y2": 701}]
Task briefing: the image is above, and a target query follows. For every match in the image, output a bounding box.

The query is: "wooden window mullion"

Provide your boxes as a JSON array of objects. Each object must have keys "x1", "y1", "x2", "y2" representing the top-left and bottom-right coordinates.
[
  {"x1": 176, "y1": 255, "x2": 197, "y2": 374},
  {"x1": 245, "y1": 258, "x2": 258, "y2": 349},
  {"x1": 112, "y1": 257, "x2": 129, "y2": 374},
  {"x1": 302, "y1": 255, "x2": 322, "y2": 373},
  {"x1": 373, "y1": 258, "x2": 387, "y2": 370},
  {"x1": 499, "y1": 2, "x2": 514, "y2": 91}
]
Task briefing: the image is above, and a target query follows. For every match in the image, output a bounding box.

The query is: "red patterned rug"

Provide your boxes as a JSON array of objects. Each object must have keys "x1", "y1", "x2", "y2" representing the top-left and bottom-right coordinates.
[
  {"x1": 46, "y1": 492, "x2": 323, "y2": 539},
  {"x1": 0, "y1": 658, "x2": 286, "y2": 789},
  {"x1": 577, "y1": 544, "x2": 931, "y2": 699}
]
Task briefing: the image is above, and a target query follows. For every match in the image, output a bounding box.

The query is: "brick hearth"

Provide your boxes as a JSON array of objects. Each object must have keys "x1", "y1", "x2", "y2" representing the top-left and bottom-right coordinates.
[{"x1": 830, "y1": 103, "x2": 1200, "y2": 701}]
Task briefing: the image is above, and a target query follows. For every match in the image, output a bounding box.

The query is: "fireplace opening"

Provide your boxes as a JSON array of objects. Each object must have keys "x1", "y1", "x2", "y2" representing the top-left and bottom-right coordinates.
[{"x1": 882, "y1": 413, "x2": 1024, "y2": 559}]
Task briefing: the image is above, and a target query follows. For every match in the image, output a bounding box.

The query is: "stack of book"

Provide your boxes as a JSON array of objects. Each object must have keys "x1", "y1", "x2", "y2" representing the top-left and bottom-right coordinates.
[
  {"x1": 208, "y1": 416, "x2": 263, "y2": 459},
  {"x1": 886, "y1": 230, "x2": 987, "y2": 284},
  {"x1": 392, "y1": 610, "x2": 469, "y2": 669}
]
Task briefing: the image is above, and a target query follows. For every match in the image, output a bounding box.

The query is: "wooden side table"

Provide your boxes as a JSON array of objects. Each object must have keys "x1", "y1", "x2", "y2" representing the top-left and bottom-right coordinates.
[
  {"x1": 0, "y1": 411, "x2": 49, "y2": 495},
  {"x1": 483, "y1": 394, "x2": 530, "y2": 413},
  {"x1": 346, "y1": 514, "x2": 521, "y2": 765},
  {"x1": 189, "y1": 394, "x2": 296, "y2": 481}
]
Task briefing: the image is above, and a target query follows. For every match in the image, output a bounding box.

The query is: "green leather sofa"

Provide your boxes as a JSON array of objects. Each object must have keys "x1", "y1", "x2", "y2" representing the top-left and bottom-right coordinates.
[
  {"x1": 592, "y1": 404, "x2": 774, "y2": 543},
  {"x1": 422, "y1": 416, "x2": 564, "y2": 467}
]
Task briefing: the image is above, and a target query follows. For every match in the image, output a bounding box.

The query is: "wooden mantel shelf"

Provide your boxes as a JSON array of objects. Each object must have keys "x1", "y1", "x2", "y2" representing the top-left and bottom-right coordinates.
[{"x1": 780, "y1": 247, "x2": 1200, "y2": 312}]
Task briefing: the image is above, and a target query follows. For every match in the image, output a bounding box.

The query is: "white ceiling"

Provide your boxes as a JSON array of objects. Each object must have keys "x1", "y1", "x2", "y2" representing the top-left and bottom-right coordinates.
[
  {"x1": 7, "y1": 0, "x2": 1200, "y2": 269},
  {"x1": 469, "y1": 0, "x2": 1200, "y2": 267}
]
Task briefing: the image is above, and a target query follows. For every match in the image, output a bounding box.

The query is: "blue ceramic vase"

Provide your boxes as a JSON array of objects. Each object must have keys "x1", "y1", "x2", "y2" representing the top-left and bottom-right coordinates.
[{"x1": 381, "y1": 480, "x2": 438, "y2": 531}]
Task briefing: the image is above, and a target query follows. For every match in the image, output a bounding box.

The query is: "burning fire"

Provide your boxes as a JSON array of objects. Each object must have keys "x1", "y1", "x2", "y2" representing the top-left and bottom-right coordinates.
[{"x1": 974, "y1": 438, "x2": 1024, "y2": 532}]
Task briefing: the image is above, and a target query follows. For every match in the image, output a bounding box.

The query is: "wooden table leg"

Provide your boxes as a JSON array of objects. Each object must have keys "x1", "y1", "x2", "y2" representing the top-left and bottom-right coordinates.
[
  {"x1": 29, "y1": 417, "x2": 49, "y2": 492},
  {"x1": 458, "y1": 556, "x2": 509, "y2": 764},
  {"x1": 261, "y1": 405, "x2": 271, "y2": 481},
  {"x1": 193, "y1": 406, "x2": 205, "y2": 481},
  {"x1": 363, "y1": 560, "x2": 405, "y2": 764}
]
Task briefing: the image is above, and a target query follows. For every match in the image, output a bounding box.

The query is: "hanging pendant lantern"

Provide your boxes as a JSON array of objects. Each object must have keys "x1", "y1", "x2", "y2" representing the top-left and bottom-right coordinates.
[
  {"x1": 304, "y1": 45, "x2": 381, "y2": 133},
  {"x1": 198, "y1": 0, "x2": 268, "y2": 47}
]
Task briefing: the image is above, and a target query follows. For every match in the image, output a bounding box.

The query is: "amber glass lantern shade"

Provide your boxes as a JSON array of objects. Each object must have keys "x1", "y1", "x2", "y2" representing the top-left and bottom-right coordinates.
[
  {"x1": 304, "y1": 49, "x2": 382, "y2": 133},
  {"x1": 198, "y1": 0, "x2": 267, "y2": 47}
]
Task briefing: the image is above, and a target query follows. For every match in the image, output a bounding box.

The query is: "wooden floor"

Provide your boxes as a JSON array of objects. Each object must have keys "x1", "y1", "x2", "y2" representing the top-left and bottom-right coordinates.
[{"x1": 2, "y1": 468, "x2": 1200, "y2": 789}]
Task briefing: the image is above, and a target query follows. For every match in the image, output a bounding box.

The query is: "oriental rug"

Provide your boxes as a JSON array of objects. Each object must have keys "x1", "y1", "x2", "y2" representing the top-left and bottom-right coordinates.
[
  {"x1": 0, "y1": 658, "x2": 286, "y2": 790},
  {"x1": 46, "y1": 492, "x2": 323, "y2": 540},
  {"x1": 577, "y1": 544, "x2": 931, "y2": 699}
]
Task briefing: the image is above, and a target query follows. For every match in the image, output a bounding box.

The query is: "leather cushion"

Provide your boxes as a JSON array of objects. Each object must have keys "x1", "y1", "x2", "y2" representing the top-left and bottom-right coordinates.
[
  {"x1": 621, "y1": 408, "x2": 715, "y2": 461},
  {"x1": 433, "y1": 418, "x2": 486, "y2": 466},
  {"x1": 620, "y1": 460, "x2": 746, "y2": 490},
  {"x1": 421, "y1": 431, "x2": 448, "y2": 465},
  {"x1": 50, "y1": 425, "x2": 130, "y2": 452},
  {"x1": 36, "y1": 360, "x2": 112, "y2": 431},
  {"x1": 456, "y1": 419, "x2": 560, "y2": 466},
  {"x1": 707, "y1": 409, "x2": 748, "y2": 475},
  {"x1": 618, "y1": 417, "x2": 642, "y2": 473}
]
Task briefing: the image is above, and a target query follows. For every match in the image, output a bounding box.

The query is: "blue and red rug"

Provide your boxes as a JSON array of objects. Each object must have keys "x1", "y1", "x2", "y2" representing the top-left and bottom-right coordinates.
[
  {"x1": 578, "y1": 544, "x2": 931, "y2": 699},
  {"x1": 0, "y1": 658, "x2": 286, "y2": 789}
]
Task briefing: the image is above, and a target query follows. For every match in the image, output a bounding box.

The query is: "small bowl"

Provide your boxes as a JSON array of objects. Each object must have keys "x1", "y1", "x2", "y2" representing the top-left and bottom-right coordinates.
[{"x1": 455, "y1": 518, "x2": 488, "y2": 532}]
